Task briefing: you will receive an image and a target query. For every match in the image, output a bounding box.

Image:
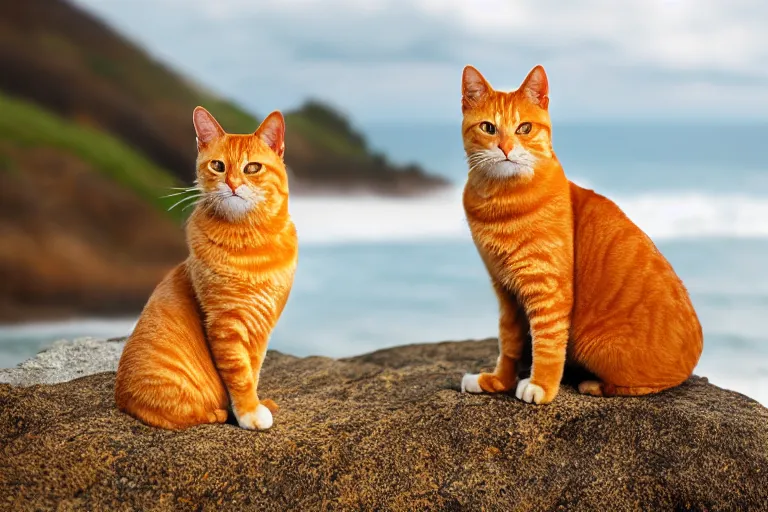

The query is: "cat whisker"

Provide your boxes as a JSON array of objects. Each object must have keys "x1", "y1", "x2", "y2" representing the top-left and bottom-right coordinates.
[
  {"x1": 165, "y1": 186, "x2": 199, "y2": 192},
  {"x1": 168, "y1": 194, "x2": 202, "y2": 211},
  {"x1": 468, "y1": 153, "x2": 501, "y2": 163},
  {"x1": 181, "y1": 199, "x2": 202, "y2": 212},
  {"x1": 468, "y1": 153, "x2": 506, "y2": 174},
  {"x1": 467, "y1": 156, "x2": 496, "y2": 168},
  {"x1": 468, "y1": 159, "x2": 494, "y2": 172},
  {"x1": 160, "y1": 189, "x2": 201, "y2": 199}
]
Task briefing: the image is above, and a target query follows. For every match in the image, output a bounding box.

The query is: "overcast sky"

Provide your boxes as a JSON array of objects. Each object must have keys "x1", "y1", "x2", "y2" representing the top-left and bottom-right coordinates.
[{"x1": 73, "y1": 0, "x2": 768, "y2": 125}]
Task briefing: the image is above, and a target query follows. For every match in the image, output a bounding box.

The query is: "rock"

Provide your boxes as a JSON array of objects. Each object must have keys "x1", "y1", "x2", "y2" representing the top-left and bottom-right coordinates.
[
  {"x1": 1, "y1": 338, "x2": 767, "y2": 511},
  {"x1": 0, "y1": 337, "x2": 125, "y2": 386}
]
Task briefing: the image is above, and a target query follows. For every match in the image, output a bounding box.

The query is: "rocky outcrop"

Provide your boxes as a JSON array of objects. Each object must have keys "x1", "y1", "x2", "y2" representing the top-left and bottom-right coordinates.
[
  {"x1": 0, "y1": 337, "x2": 126, "y2": 386},
  {"x1": 1, "y1": 338, "x2": 767, "y2": 511}
]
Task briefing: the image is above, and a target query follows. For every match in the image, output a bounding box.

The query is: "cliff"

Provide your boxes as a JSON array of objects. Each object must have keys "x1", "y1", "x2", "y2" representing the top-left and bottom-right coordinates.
[
  {"x1": 1, "y1": 338, "x2": 767, "y2": 511},
  {"x1": 0, "y1": 0, "x2": 448, "y2": 195},
  {"x1": 0, "y1": 0, "x2": 450, "y2": 322}
]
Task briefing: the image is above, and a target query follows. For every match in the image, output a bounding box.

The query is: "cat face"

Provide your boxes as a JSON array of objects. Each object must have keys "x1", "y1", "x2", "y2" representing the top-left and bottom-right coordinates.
[
  {"x1": 192, "y1": 108, "x2": 288, "y2": 222},
  {"x1": 461, "y1": 65, "x2": 553, "y2": 182}
]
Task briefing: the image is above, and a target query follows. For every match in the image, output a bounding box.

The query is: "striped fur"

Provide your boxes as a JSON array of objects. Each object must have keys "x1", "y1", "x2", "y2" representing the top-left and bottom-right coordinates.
[
  {"x1": 115, "y1": 108, "x2": 297, "y2": 429},
  {"x1": 460, "y1": 66, "x2": 703, "y2": 404}
]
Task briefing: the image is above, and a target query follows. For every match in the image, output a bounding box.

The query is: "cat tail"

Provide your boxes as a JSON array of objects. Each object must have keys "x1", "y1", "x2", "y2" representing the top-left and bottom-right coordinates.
[
  {"x1": 261, "y1": 399, "x2": 279, "y2": 413},
  {"x1": 604, "y1": 383, "x2": 670, "y2": 396},
  {"x1": 578, "y1": 380, "x2": 673, "y2": 397}
]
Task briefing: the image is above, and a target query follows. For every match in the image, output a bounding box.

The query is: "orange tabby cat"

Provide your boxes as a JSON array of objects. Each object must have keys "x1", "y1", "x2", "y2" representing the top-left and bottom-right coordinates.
[
  {"x1": 115, "y1": 107, "x2": 297, "y2": 429},
  {"x1": 459, "y1": 65, "x2": 703, "y2": 404}
]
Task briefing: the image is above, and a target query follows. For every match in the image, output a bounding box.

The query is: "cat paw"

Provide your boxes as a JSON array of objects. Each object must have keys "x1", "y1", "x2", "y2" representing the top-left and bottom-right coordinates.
[
  {"x1": 235, "y1": 403, "x2": 273, "y2": 430},
  {"x1": 461, "y1": 373, "x2": 484, "y2": 393},
  {"x1": 515, "y1": 378, "x2": 546, "y2": 404},
  {"x1": 462, "y1": 372, "x2": 516, "y2": 393},
  {"x1": 578, "y1": 380, "x2": 604, "y2": 397}
]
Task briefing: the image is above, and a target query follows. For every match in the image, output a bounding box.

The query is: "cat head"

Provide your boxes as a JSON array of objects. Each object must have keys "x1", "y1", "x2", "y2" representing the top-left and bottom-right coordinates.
[
  {"x1": 461, "y1": 65, "x2": 554, "y2": 182},
  {"x1": 192, "y1": 107, "x2": 288, "y2": 222}
]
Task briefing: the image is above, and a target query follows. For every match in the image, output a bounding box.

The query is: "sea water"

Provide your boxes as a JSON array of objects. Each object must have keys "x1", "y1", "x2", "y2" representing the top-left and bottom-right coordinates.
[{"x1": 1, "y1": 122, "x2": 766, "y2": 406}]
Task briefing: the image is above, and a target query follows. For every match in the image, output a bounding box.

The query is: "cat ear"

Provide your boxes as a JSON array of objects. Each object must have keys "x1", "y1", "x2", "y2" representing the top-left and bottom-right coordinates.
[
  {"x1": 255, "y1": 111, "x2": 285, "y2": 158},
  {"x1": 193, "y1": 107, "x2": 225, "y2": 150},
  {"x1": 462, "y1": 65, "x2": 492, "y2": 110},
  {"x1": 520, "y1": 65, "x2": 549, "y2": 109}
]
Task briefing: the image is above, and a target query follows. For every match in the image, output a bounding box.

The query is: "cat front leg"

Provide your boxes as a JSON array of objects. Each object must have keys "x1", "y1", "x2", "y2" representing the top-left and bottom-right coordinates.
[
  {"x1": 207, "y1": 317, "x2": 273, "y2": 430},
  {"x1": 462, "y1": 280, "x2": 528, "y2": 394},
  {"x1": 249, "y1": 340, "x2": 279, "y2": 415},
  {"x1": 514, "y1": 282, "x2": 571, "y2": 404}
]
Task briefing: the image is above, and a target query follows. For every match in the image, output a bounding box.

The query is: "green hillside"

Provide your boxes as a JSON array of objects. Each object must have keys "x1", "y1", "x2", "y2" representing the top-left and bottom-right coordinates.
[
  {"x1": 0, "y1": 0, "x2": 448, "y2": 322},
  {"x1": 0, "y1": 0, "x2": 448, "y2": 195},
  {"x1": 0, "y1": 92, "x2": 187, "y2": 220}
]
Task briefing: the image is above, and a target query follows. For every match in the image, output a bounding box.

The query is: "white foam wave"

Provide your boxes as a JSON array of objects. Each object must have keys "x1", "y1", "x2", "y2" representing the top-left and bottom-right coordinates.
[
  {"x1": 619, "y1": 193, "x2": 768, "y2": 240},
  {"x1": 696, "y1": 349, "x2": 768, "y2": 406},
  {"x1": 701, "y1": 374, "x2": 768, "y2": 406},
  {"x1": 0, "y1": 317, "x2": 137, "y2": 340},
  {"x1": 290, "y1": 186, "x2": 768, "y2": 245},
  {"x1": 290, "y1": 188, "x2": 469, "y2": 245}
]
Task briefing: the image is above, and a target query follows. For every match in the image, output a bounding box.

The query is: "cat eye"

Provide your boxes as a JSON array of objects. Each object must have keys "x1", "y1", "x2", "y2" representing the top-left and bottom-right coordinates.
[
  {"x1": 244, "y1": 162, "x2": 263, "y2": 175},
  {"x1": 479, "y1": 122, "x2": 497, "y2": 135},
  {"x1": 516, "y1": 122, "x2": 532, "y2": 135},
  {"x1": 209, "y1": 160, "x2": 225, "y2": 173}
]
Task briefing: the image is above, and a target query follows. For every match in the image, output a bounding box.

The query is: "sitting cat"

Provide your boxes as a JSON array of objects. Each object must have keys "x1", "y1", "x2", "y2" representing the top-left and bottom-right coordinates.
[
  {"x1": 459, "y1": 65, "x2": 703, "y2": 403},
  {"x1": 115, "y1": 107, "x2": 297, "y2": 429}
]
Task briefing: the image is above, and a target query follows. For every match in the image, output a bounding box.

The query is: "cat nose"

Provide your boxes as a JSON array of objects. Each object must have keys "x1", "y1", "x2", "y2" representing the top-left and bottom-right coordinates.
[
  {"x1": 225, "y1": 175, "x2": 239, "y2": 192},
  {"x1": 498, "y1": 138, "x2": 514, "y2": 158}
]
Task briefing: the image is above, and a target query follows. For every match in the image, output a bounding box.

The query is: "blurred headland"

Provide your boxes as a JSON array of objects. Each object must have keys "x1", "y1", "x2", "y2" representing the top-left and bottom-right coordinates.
[{"x1": 0, "y1": 0, "x2": 448, "y2": 322}]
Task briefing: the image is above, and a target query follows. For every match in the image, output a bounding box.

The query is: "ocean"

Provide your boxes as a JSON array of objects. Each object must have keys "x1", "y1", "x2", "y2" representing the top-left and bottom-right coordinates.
[{"x1": 2, "y1": 122, "x2": 767, "y2": 405}]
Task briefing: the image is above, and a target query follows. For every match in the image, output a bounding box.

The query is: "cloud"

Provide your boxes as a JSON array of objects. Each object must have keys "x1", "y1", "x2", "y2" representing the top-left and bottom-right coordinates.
[{"x1": 72, "y1": 0, "x2": 768, "y2": 123}]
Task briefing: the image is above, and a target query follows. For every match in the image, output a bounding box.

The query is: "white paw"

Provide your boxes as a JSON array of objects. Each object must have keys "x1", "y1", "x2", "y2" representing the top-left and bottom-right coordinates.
[
  {"x1": 461, "y1": 373, "x2": 483, "y2": 393},
  {"x1": 515, "y1": 378, "x2": 545, "y2": 404},
  {"x1": 236, "y1": 403, "x2": 273, "y2": 430}
]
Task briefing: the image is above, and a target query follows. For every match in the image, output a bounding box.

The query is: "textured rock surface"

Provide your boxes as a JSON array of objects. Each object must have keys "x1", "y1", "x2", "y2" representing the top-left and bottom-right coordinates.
[
  {"x1": 1, "y1": 338, "x2": 767, "y2": 511},
  {"x1": 0, "y1": 337, "x2": 125, "y2": 386}
]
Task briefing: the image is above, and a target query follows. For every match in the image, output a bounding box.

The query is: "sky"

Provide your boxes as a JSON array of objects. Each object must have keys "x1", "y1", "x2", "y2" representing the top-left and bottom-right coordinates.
[{"x1": 72, "y1": 0, "x2": 768, "y2": 125}]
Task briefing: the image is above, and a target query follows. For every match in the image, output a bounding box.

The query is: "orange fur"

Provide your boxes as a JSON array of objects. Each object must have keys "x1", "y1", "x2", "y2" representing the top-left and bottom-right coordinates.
[
  {"x1": 460, "y1": 65, "x2": 703, "y2": 404},
  {"x1": 115, "y1": 108, "x2": 297, "y2": 429}
]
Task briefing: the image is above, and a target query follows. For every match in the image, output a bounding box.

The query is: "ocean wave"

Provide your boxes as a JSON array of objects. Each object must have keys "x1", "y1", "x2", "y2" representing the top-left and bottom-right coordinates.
[
  {"x1": 0, "y1": 318, "x2": 136, "y2": 343},
  {"x1": 290, "y1": 186, "x2": 768, "y2": 245},
  {"x1": 702, "y1": 374, "x2": 768, "y2": 406}
]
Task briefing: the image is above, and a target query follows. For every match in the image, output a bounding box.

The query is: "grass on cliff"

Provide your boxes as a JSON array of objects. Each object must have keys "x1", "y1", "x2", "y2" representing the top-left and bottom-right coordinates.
[{"x1": 0, "y1": 92, "x2": 189, "y2": 220}]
